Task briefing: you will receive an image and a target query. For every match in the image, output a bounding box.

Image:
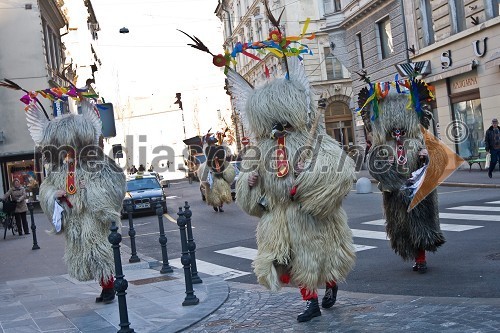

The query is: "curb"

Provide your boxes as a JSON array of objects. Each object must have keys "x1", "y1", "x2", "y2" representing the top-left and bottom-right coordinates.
[{"x1": 360, "y1": 177, "x2": 500, "y2": 189}]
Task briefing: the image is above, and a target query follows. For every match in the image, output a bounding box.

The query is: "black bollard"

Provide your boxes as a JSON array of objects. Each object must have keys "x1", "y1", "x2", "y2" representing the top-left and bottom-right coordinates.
[
  {"x1": 27, "y1": 201, "x2": 40, "y2": 250},
  {"x1": 108, "y1": 220, "x2": 135, "y2": 333},
  {"x1": 156, "y1": 203, "x2": 173, "y2": 273},
  {"x1": 183, "y1": 202, "x2": 202, "y2": 284},
  {"x1": 177, "y1": 207, "x2": 199, "y2": 306},
  {"x1": 125, "y1": 200, "x2": 140, "y2": 263}
]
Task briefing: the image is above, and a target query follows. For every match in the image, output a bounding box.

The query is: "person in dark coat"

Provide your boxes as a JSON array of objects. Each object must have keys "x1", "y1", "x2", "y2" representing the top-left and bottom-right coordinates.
[{"x1": 485, "y1": 118, "x2": 500, "y2": 178}]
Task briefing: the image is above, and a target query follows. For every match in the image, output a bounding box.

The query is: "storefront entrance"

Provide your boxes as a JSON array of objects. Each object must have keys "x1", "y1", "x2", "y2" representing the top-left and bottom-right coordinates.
[{"x1": 450, "y1": 89, "x2": 484, "y2": 158}]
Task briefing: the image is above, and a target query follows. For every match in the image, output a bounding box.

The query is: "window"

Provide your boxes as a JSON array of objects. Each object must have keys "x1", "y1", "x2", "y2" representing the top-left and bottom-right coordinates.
[
  {"x1": 355, "y1": 33, "x2": 365, "y2": 69},
  {"x1": 256, "y1": 21, "x2": 263, "y2": 41},
  {"x1": 324, "y1": 47, "x2": 349, "y2": 80},
  {"x1": 323, "y1": 0, "x2": 341, "y2": 13},
  {"x1": 449, "y1": 0, "x2": 465, "y2": 34},
  {"x1": 484, "y1": 0, "x2": 500, "y2": 19},
  {"x1": 41, "y1": 18, "x2": 62, "y2": 72},
  {"x1": 419, "y1": 0, "x2": 435, "y2": 46},
  {"x1": 377, "y1": 17, "x2": 393, "y2": 59}
]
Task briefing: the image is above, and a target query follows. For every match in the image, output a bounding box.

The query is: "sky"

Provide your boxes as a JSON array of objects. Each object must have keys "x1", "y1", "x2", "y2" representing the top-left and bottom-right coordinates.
[{"x1": 91, "y1": 0, "x2": 231, "y2": 173}]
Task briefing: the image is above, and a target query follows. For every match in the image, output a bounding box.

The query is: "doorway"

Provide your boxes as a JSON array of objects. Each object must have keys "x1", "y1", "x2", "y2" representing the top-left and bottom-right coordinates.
[{"x1": 324, "y1": 100, "x2": 354, "y2": 148}]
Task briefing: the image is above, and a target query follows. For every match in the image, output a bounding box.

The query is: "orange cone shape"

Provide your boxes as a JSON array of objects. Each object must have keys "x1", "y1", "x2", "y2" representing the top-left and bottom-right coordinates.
[{"x1": 408, "y1": 126, "x2": 465, "y2": 211}]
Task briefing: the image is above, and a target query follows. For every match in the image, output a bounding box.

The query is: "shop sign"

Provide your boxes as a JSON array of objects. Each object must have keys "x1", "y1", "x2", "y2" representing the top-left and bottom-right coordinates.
[{"x1": 440, "y1": 37, "x2": 488, "y2": 69}]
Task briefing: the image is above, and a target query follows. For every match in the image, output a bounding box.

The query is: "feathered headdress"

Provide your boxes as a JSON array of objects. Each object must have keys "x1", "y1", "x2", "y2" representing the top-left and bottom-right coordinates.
[
  {"x1": 0, "y1": 78, "x2": 102, "y2": 146},
  {"x1": 357, "y1": 73, "x2": 435, "y2": 127}
]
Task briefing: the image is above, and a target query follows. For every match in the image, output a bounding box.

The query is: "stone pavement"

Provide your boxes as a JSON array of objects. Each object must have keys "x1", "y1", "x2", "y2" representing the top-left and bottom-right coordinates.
[{"x1": 1, "y1": 167, "x2": 499, "y2": 333}]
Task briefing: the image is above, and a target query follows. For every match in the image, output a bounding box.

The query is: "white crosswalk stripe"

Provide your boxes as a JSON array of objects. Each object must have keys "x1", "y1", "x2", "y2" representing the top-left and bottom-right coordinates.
[
  {"x1": 215, "y1": 246, "x2": 256, "y2": 260},
  {"x1": 362, "y1": 219, "x2": 483, "y2": 231},
  {"x1": 168, "y1": 200, "x2": 500, "y2": 280},
  {"x1": 439, "y1": 213, "x2": 500, "y2": 221},
  {"x1": 350, "y1": 229, "x2": 388, "y2": 240},
  {"x1": 447, "y1": 205, "x2": 500, "y2": 212},
  {"x1": 169, "y1": 258, "x2": 251, "y2": 280}
]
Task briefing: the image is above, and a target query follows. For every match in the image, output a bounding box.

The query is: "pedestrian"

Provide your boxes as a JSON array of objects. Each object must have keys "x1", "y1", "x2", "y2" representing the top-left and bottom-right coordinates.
[
  {"x1": 485, "y1": 118, "x2": 500, "y2": 178},
  {"x1": 2, "y1": 178, "x2": 30, "y2": 235},
  {"x1": 138, "y1": 164, "x2": 146, "y2": 172},
  {"x1": 129, "y1": 165, "x2": 138, "y2": 174}
]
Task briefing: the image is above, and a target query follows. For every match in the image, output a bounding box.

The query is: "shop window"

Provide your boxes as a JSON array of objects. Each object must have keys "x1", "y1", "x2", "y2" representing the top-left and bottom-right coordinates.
[
  {"x1": 376, "y1": 17, "x2": 393, "y2": 59},
  {"x1": 451, "y1": 98, "x2": 484, "y2": 158}
]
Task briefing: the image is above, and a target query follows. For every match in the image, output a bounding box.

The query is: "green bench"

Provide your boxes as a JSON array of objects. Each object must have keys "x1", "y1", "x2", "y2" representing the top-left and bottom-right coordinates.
[{"x1": 465, "y1": 148, "x2": 487, "y2": 171}]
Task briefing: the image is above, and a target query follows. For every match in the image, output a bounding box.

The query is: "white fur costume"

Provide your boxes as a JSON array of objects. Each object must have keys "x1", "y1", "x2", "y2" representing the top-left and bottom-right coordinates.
[
  {"x1": 26, "y1": 99, "x2": 125, "y2": 282},
  {"x1": 233, "y1": 58, "x2": 356, "y2": 292}
]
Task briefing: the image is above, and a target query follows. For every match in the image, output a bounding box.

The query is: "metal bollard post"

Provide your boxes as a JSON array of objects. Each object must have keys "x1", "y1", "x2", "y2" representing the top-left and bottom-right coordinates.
[
  {"x1": 156, "y1": 203, "x2": 173, "y2": 273},
  {"x1": 108, "y1": 220, "x2": 135, "y2": 333},
  {"x1": 177, "y1": 207, "x2": 199, "y2": 306},
  {"x1": 27, "y1": 201, "x2": 40, "y2": 250},
  {"x1": 125, "y1": 200, "x2": 140, "y2": 263},
  {"x1": 183, "y1": 201, "x2": 202, "y2": 284}
]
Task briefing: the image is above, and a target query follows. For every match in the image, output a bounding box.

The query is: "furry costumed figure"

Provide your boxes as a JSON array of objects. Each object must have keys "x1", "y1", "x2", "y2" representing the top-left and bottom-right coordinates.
[
  {"x1": 232, "y1": 58, "x2": 356, "y2": 322},
  {"x1": 180, "y1": 15, "x2": 356, "y2": 321},
  {"x1": 197, "y1": 133, "x2": 236, "y2": 212},
  {"x1": 23, "y1": 94, "x2": 125, "y2": 303},
  {"x1": 359, "y1": 77, "x2": 446, "y2": 273}
]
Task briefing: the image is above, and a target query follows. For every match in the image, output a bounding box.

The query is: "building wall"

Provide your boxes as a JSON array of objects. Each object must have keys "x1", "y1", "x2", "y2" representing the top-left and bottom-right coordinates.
[
  {"x1": 0, "y1": 0, "x2": 99, "y2": 196},
  {"x1": 405, "y1": 0, "x2": 500, "y2": 156},
  {"x1": 343, "y1": 0, "x2": 408, "y2": 145},
  {"x1": 0, "y1": 2, "x2": 52, "y2": 159}
]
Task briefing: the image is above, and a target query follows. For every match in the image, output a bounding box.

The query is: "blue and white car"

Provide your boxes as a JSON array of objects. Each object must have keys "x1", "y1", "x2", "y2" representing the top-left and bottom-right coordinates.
[{"x1": 122, "y1": 173, "x2": 167, "y2": 217}]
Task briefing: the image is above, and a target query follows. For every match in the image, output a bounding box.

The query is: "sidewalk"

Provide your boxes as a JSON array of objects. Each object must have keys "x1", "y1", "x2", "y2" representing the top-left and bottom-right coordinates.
[
  {"x1": 0, "y1": 220, "x2": 228, "y2": 333},
  {"x1": 1, "y1": 167, "x2": 499, "y2": 333},
  {"x1": 356, "y1": 163, "x2": 500, "y2": 188}
]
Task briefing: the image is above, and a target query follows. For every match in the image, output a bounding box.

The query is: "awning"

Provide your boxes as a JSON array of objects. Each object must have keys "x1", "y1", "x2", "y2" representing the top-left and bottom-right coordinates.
[
  {"x1": 485, "y1": 51, "x2": 500, "y2": 69},
  {"x1": 424, "y1": 62, "x2": 476, "y2": 83}
]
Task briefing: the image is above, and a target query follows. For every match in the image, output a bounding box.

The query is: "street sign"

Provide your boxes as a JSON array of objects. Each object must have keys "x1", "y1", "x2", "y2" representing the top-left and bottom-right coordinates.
[{"x1": 241, "y1": 137, "x2": 250, "y2": 146}]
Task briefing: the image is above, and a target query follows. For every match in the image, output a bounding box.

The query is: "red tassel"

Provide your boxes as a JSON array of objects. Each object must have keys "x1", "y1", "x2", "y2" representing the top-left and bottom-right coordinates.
[
  {"x1": 280, "y1": 273, "x2": 291, "y2": 284},
  {"x1": 290, "y1": 185, "x2": 297, "y2": 198}
]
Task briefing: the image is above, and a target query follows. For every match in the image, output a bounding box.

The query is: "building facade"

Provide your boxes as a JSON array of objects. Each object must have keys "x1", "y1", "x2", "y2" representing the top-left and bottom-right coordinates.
[
  {"x1": 215, "y1": 0, "x2": 355, "y2": 151},
  {"x1": 339, "y1": 0, "x2": 409, "y2": 147},
  {"x1": 0, "y1": 0, "x2": 101, "y2": 197},
  {"x1": 403, "y1": 0, "x2": 500, "y2": 158}
]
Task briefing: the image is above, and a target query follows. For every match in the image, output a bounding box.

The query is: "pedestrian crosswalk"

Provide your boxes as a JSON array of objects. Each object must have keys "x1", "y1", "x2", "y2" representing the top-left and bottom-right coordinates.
[{"x1": 168, "y1": 200, "x2": 499, "y2": 281}]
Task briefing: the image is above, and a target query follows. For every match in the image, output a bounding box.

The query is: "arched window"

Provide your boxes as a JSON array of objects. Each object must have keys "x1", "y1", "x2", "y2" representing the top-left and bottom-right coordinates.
[{"x1": 324, "y1": 100, "x2": 354, "y2": 147}]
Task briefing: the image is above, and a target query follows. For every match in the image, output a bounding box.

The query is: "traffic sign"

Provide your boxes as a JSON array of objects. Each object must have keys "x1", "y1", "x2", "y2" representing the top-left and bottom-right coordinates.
[{"x1": 241, "y1": 137, "x2": 250, "y2": 146}]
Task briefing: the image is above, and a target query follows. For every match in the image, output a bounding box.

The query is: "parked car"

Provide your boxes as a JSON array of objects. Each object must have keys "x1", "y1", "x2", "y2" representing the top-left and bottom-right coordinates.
[
  {"x1": 200, "y1": 161, "x2": 240, "y2": 202},
  {"x1": 122, "y1": 172, "x2": 167, "y2": 218}
]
